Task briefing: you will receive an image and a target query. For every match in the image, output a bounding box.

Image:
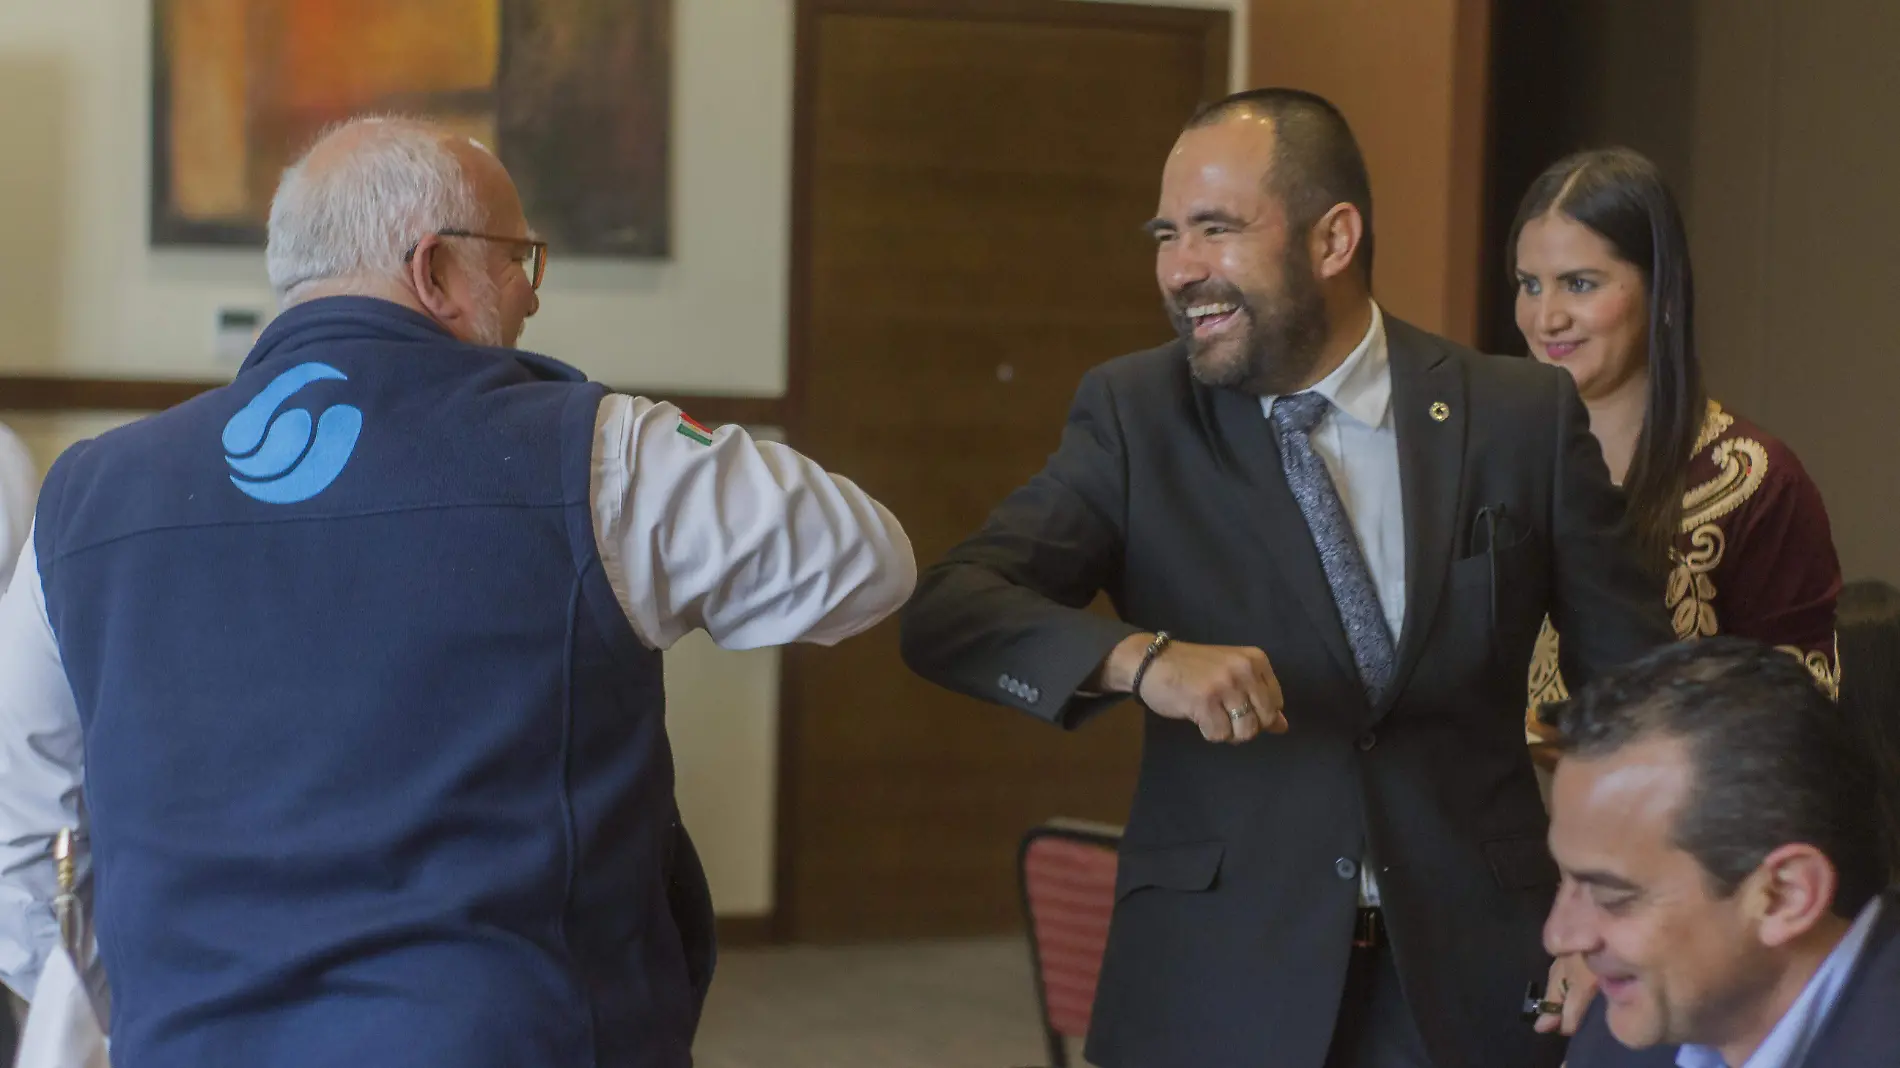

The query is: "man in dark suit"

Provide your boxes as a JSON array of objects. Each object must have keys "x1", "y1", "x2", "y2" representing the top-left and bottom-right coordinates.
[
  {"x1": 898, "y1": 88, "x2": 1673, "y2": 1067},
  {"x1": 1549, "y1": 638, "x2": 1898, "y2": 1068}
]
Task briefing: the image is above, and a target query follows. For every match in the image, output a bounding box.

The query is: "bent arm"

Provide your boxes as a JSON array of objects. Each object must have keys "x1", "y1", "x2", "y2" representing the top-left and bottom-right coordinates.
[
  {"x1": 900, "y1": 370, "x2": 1143, "y2": 727},
  {"x1": 593, "y1": 395, "x2": 917, "y2": 652}
]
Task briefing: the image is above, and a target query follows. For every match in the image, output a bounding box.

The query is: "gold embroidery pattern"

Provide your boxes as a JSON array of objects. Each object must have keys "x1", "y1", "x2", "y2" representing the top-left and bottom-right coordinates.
[
  {"x1": 1693, "y1": 399, "x2": 1733, "y2": 454},
  {"x1": 1534, "y1": 631, "x2": 1840, "y2": 736},
  {"x1": 1527, "y1": 399, "x2": 1785, "y2": 736},
  {"x1": 1679, "y1": 437, "x2": 1769, "y2": 533},
  {"x1": 1778, "y1": 634, "x2": 1841, "y2": 701},
  {"x1": 1666, "y1": 525, "x2": 1724, "y2": 640},
  {"x1": 1525, "y1": 616, "x2": 1568, "y2": 740},
  {"x1": 1664, "y1": 402, "x2": 1770, "y2": 642}
]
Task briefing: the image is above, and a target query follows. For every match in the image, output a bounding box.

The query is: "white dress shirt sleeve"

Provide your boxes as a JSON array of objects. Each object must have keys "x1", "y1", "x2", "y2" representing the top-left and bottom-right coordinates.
[
  {"x1": 0, "y1": 533, "x2": 88, "y2": 1001},
  {"x1": 0, "y1": 423, "x2": 38, "y2": 594},
  {"x1": 590, "y1": 394, "x2": 916, "y2": 651}
]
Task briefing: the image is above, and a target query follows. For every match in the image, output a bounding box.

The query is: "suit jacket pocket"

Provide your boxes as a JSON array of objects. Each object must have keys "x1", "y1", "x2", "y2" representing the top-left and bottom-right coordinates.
[
  {"x1": 1113, "y1": 840, "x2": 1225, "y2": 903},
  {"x1": 1482, "y1": 834, "x2": 1560, "y2": 890},
  {"x1": 1450, "y1": 531, "x2": 1536, "y2": 588},
  {"x1": 1449, "y1": 534, "x2": 1550, "y2": 654}
]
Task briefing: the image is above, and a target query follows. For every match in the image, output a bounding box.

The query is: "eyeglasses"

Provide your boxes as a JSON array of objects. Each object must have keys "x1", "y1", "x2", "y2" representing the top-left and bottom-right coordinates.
[{"x1": 405, "y1": 229, "x2": 549, "y2": 290}]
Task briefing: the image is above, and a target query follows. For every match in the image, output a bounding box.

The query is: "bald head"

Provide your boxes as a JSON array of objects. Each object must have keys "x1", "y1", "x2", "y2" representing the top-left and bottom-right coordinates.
[{"x1": 1183, "y1": 89, "x2": 1375, "y2": 283}]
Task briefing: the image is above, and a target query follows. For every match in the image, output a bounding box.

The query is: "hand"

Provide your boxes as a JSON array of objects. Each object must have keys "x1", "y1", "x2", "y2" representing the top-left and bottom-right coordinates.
[
  {"x1": 1102, "y1": 635, "x2": 1286, "y2": 743},
  {"x1": 1536, "y1": 953, "x2": 1597, "y2": 1036}
]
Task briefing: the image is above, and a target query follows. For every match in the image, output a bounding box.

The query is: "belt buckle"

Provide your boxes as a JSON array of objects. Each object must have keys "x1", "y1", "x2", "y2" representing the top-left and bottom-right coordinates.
[{"x1": 1353, "y1": 907, "x2": 1382, "y2": 949}]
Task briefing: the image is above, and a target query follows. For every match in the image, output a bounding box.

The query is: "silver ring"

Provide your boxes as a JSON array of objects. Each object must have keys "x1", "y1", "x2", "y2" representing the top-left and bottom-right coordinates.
[{"x1": 1227, "y1": 706, "x2": 1252, "y2": 723}]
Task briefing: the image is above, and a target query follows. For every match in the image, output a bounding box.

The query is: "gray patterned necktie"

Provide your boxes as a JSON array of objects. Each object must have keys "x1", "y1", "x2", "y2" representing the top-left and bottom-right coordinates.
[{"x1": 1269, "y1": 392, "x2": 1396, "y2": 700}]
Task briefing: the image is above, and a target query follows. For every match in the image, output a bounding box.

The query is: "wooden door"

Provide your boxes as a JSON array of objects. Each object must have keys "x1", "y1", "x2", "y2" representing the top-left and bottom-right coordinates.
[{"x1": 781, "y1": 0, "x2": 1230, "y2": 941}]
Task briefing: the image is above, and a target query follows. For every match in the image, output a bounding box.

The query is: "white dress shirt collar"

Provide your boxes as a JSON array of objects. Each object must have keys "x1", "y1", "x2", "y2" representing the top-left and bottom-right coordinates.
[
  {"x1": 1676, "y1": 895, "x2": 1886, "y2": 1068},
  {"x1": 1263, "y1": 300, "x2": 1390, "y2": 430}
]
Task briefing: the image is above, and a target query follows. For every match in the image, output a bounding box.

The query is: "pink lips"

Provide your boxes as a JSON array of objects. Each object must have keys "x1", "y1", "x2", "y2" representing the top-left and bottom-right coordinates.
[
  {"x1": 1542, "y1": 340, "x2": 1582, "y2": 360},
  {"x1": 1194, "y1": 311, "x2": 1238, "y2": 338},
  {"x1": 1599, "y1": 974, "x2": 1638, "y2": 1002}
]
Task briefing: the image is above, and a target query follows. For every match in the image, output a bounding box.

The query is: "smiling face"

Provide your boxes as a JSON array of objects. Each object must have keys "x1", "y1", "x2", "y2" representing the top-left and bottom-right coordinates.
[
  {"x1": 1513, "y1": 210, "x2": 1651, "y2": 402},
  {"x1": 1149, "y1": 116, "x2": 1329, "y2": 395},
  {"x1": 1544, "y1": 736, "x2": 1777, "y2": 1049}
]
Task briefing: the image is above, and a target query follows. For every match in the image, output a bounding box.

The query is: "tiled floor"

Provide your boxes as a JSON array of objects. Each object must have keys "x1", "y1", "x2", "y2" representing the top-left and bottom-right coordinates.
[{"x1": 693, "y1": 936, "x2": 1063, "y2": 1068}]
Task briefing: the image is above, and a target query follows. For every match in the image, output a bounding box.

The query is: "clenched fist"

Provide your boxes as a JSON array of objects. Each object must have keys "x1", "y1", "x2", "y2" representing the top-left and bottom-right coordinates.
[{"x1": 1096, "y1": 633, "x2": 1287, "y2": 743}]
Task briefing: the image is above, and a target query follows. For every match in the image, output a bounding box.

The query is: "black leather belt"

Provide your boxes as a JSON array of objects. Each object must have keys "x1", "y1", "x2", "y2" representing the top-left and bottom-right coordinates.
[{"x1": 1353, "y1": 907, "x2": 1384, "y2": 949}]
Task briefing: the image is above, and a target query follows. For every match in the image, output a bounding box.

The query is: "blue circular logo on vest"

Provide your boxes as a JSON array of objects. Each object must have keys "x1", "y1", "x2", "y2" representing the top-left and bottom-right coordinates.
[{"x1": 221, "y1": 362, "x2": 363, "y2": 504}]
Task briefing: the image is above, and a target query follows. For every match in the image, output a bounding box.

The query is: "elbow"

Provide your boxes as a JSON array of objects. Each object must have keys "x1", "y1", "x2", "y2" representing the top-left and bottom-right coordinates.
[
  {"x1": 873, "y1": 512, "x2": 920, "y2": 622},
  {"x1": 897, "y1": 591, "x2": 929, "y2": 675},
  {"x1": 897, "y1": 562, "x2": 951, "y2": 677},
  {"x1": 827, "y1": 516, "x2": 918, "y2": 646},
  {"x1": 871, "y1": 539, "x2": 920, "y2": 637},
  {"x1": 890, "y1": 531, "x2": 920, "y2": 607}
]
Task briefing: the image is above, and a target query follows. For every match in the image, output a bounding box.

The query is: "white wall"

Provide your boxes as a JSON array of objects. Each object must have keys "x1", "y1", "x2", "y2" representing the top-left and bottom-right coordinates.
[{"x1": 0, "y1": 0, "x2": 1242, "y2": 921}]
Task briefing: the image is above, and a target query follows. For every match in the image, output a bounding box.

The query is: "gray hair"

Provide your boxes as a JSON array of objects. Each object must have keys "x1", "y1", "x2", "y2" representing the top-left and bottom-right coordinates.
[{"x1": 265, "y1": 116, "x2": 486, "y2": 305}]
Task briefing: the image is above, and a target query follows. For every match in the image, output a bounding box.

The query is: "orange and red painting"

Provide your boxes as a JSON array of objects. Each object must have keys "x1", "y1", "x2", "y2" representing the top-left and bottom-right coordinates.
[{"x1": 152, "y1": 0, "x2": 671, "y2": 256}]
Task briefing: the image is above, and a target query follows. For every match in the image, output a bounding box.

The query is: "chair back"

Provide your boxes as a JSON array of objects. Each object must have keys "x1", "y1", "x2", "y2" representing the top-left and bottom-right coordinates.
[{"x1": 1017, "y1": 819, "x2": 1121, "y2": 1067}]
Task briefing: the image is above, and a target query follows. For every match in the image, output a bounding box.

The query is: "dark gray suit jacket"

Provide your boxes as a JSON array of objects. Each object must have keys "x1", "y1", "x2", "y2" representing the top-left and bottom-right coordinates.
[
  {"x1": 1567, "y1": 893, "x2": 1900, "y2": 1068},
  {"x1": 899, "y1": 318, "x2": 1674, "y2": 1068}
]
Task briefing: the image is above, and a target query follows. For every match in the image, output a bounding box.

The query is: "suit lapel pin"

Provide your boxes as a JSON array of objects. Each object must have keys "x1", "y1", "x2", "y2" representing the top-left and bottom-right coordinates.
[{"x1": 1429, "y1": 401, "x2": 1450, "y2": 422}]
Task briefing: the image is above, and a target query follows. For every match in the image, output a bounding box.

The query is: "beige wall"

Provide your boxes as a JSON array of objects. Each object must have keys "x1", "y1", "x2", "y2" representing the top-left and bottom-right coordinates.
[
  {"x1": 1, "y1": 0, "x2": 1246, "y2": 920},
  {"x1": 1249, "y1": 0, "x2": 1491, "y2": 343}
]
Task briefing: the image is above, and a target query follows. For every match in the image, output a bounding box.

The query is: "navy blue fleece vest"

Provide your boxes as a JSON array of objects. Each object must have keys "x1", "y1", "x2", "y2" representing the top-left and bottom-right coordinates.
[{"x1": 34, "y1": 297, "x2": 713, "y2": 1068}]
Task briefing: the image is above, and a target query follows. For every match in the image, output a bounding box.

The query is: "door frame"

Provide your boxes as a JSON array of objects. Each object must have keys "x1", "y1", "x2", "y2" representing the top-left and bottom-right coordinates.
[{"x1": 773, "y1": 0, "x2": 1232, "y2": 941}]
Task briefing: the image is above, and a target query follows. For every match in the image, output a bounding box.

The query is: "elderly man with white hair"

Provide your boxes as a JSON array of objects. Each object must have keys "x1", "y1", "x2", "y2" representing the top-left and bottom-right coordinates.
[{"x1": 0, "y1": 117, "x2": 915, "y2": 1068}]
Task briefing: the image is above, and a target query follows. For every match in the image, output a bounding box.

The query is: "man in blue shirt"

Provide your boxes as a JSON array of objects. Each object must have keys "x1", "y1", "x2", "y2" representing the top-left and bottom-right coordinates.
[{"x1": 1544, "y1": 637, "x2": 1896, "y2": 1068}]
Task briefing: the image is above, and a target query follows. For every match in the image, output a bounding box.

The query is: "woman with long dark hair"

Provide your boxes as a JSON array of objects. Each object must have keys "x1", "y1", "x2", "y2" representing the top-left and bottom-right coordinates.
[{"x1": 1509, "y1": 147, "x2": 1842, "y2": 757}]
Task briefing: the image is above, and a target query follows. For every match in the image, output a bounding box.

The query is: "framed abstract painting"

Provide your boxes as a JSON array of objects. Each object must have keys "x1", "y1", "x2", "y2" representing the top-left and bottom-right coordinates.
[{"x1": 151, "y1": 0, "x2": 672, "y2": 257}]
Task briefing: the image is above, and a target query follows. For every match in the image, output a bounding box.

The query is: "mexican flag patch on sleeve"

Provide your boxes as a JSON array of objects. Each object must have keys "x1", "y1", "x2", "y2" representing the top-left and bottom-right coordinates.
[{"x1": 676, "y1": 412, "x2": 714, "y2": 446}]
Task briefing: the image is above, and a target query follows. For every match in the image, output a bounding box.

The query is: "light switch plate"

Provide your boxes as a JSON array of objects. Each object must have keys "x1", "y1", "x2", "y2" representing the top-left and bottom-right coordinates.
[{"x1": 215, "y1": 307, "x2": 264, "y2": 365}]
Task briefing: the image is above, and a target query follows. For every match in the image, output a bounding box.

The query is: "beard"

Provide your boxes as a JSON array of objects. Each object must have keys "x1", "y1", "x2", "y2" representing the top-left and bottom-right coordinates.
[
  {"x1": 462, "y1": 268, "x2": 511, "y2": 348},
  {"x1": 1171, "y1": 242, "x2": 1330, "y2": 395}
]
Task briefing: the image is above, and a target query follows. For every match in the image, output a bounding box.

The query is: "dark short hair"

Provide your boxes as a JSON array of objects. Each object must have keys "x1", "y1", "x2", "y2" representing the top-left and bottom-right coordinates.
[
  {"x1": 1507, "y1": 148, "x2": 1705, "y2": 570},
  {"x1": 1186, "y1": 88, "x2": 1374, "y2": 283},
  {"x1": 1550, "y1": 637, "x2": 1888, "y2": 917}
]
